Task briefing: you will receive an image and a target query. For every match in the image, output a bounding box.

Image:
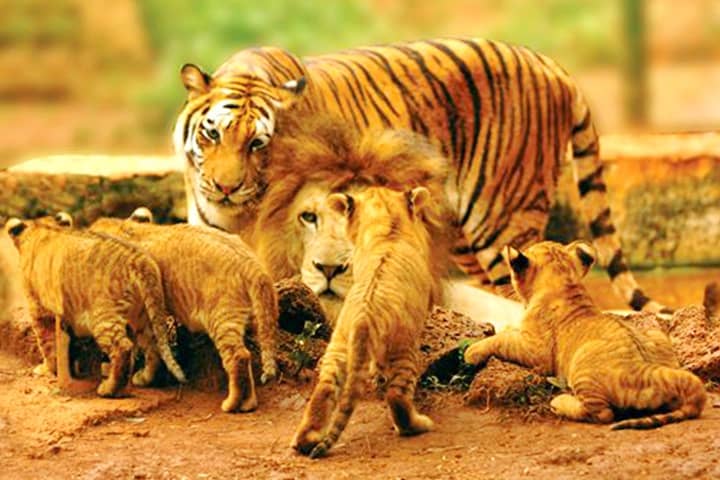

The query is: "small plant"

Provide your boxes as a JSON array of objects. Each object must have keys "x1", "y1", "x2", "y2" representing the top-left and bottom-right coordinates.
[
  {"x1": 289, "y1": 319, "x2": 323, "y2": 374},
  {"x1": 419, "y1": 338, "x2": 478, "y2": 392}
]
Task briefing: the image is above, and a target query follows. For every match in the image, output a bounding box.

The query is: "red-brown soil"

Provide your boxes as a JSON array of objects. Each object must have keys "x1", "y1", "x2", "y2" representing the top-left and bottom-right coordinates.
[{"x1": 2, "y1": 349, "x2": 719, "y2": 480}]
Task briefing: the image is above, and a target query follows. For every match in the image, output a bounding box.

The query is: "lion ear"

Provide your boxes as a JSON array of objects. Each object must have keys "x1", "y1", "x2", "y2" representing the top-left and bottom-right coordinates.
[
  {"x1": 406, "y1": 186, "x2": 430, "y2": 216},
  {"x1": 130, "y1": 207, "x2": 154, "y2": 224},
  {"x1": 273, "y1": 77, "x2": 307, "y2": 109},
  {"x1": 566, "y1": 240, "x2": 596, "y2": 277},
  {"x1": 503, "y1": 245, "x2": 530, "y2": 275},
  {"x1": 5, "y1": 218, "x2": 27, "y2": 237},
  {"x1": 180, "y1": 63, "x2": 211, "y2": 99},
  {"x1": 327, "y1": 192, "x2": 354, "y2": 218},
  {"x1": 54, "y1": 212, "x2": 73, "y2": 228}
]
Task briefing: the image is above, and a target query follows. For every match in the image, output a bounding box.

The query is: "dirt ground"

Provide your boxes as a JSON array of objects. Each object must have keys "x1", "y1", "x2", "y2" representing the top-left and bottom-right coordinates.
[{"x1": 1, "y1": 348, "x2": 719, "y2": 480}]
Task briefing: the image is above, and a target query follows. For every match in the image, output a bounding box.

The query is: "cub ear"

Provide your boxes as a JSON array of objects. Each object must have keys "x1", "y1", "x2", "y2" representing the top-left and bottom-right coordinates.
[
  {"x1": 273, "y1": 77, "x2": 307, "y2": 109},
  {"x1": 503, "y1": 245, "x2": 530, "y2": 274},
  {"x1": 130, "y1": 207, "x2": 154, "y2": 224},
  {"x1": 567, "y1": 240, "x2": 596, "y2": 277},
  {"x1": 327, "y1": 192, "x2": 354, "y2": 218},
  {"x1": 5, "y1": 218, "x2": 27, "y2": 237},
  {"x1": 54, "y1": 211, "x2": 73, "y2": 228},
  {"x1": 180, "y1": 63, "x2": 211, "y2": 98},
  {"x1": 406, "y1": 186, "x2": 430, "y2": 216}
]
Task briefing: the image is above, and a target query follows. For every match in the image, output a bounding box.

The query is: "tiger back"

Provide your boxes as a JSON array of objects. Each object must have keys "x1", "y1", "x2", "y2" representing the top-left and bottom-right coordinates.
[
  {"x1": 463, "y1": 241, "x2": 706, "y2": 430},
  {"x1": 174, "y1": 37, "x2": 668, "y2": 314},
  {"x1": 4, "y1": 217, "x2": 186, "y2": 397},
  {"x1": 90, "y1": 213, "x2": 278, "y2": 413}
]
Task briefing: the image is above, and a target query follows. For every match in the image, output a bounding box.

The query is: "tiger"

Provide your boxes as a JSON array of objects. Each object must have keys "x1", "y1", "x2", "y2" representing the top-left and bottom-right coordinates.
[
  {"x1": 463, "y1": 240, "x2": 706, "y2": 429},
  {"x1": 89, "y1": 210, "x2": 278, "y2": 412},
  {"x1": 292, "y1": 184, "x2": 451, "y2": 458},
  {"x1": 4, "y1": 216, "x2": 186, "y2": 397},
  {"x1": 174, "y1": 37, "x2": 669, "y2": 314}
]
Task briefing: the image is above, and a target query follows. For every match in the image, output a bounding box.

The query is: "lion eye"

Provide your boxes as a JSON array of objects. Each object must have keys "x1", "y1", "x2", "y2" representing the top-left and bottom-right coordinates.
[
  {"x1": 299, "y1": 211, "x2": 317, "y2": 224},
  {"x1": 249, "y1": 136, "x2": 268, "y2": 152},
  {"x1": 204, "y1": 128, "x2": 220, "y2": 142}
]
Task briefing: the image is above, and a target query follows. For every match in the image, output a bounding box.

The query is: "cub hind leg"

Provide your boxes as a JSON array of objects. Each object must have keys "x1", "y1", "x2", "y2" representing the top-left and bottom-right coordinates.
[
  {"x1": 208, "y1": 311, "x2": 257, "y2": 413},
  {"x1": 131, "y1": 328, "x2": 162, "y2": 387},
  {"x1": 292, "y1": 337, "x2": 348, "y2": 455},
  {"x1": 385, "y1": 348, "x2": 433, "y2": 436},
  {"x1": 91, "y1": 311, "x2": 134, "y2": 397}
]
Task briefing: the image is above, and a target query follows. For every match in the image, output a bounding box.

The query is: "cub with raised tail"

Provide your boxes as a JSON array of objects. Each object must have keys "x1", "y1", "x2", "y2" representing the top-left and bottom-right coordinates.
[
  {"x1": 90, "y1": 209, "x2": 278, "y2": 412},
  {"x1": 464, "y1": 241, "x2": 706, "y2": 430},
  {"x1": 292, "y1": 185, "x2": 450, "y2": 458},
  {"x1": 4, "y1": 216, "x2": 186, "y2": 397}
]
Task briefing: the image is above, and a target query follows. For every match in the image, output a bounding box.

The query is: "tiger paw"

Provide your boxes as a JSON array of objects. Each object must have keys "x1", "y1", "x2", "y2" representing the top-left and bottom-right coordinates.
[
  {"x1": 96, "y1": 378, "x2": 122, "y2": 398},
  {"x1": 131, "y1": 370, "x2": 154, "y2": 388},
  {"x1": 308, "y1": 441, "x2": 329, "y2": 459},
  {"x1": 396, "y1": 413, "x2": 434, "y2": 436},
  {"x1": 32, "y1": 362, "x2": 53, "y2": 377},
  {"x1": 260, "y1": 361, "x2": 278, "y2": 385},
  {"x1": 463, "y1": 341, "x2": 490, "y2": 365}
]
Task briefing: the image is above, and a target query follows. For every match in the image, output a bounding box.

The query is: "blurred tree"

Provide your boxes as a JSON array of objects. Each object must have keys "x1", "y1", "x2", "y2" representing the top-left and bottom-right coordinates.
[{"x1": 623, "y1": 0, "x2": 648, "y2": 126}]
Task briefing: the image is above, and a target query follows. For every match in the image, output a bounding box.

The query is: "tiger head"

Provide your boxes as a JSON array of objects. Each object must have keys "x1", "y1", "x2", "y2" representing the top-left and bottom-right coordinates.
[
  {"x1": 503, "y1": 240, "x2": 596, "y2": 304},
  {"x1": 174, "y1": 50, "x2": 307, "y2": 219}
]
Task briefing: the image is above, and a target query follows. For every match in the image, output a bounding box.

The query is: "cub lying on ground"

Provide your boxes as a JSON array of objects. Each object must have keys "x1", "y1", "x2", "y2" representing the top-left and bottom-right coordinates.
[
  {"x1": 4, "y1": 216, "x2": 186, "y2": 397},
  {"x1": 292, "y1": 185, "x2": 450, "y2": 458},
  {"x1": 464, "y1": 240, "x2": 706, "y2": 429},
  {"x1": 90, "y1": 208, "x2": 278, "y2": 412}
]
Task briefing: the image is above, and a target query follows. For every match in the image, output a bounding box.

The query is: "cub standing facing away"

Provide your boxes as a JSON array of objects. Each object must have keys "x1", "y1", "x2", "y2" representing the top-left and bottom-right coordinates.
[
  {"x1": 292, "y1": 186, "x2": 451, "y2": 458},
  {"x1": 3, "y1": 217, "x2": 186, "y2": 397},
  {"x1": 90, "y1": 210, "x2": 278, "y2": 412},
  {"x1": 464, "y1": 241, "x2": 706, "y2": 430}
]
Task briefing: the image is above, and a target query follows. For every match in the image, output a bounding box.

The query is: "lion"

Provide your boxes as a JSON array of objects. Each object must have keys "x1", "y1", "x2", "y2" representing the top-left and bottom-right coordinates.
[
  {"x1": 292, "y1": 184, "x2": 450, "y2": 458},
  {"x1": 463, "y1": 241, "x2": 706, "y2": 429},
  {"x1": 89, "y1": 210, "x2": 278, "y2": 412}
]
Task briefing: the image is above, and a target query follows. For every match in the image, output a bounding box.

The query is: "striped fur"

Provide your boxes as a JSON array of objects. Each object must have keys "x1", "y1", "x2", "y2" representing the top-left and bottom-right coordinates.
[
  {"x1": 292, "y1": 186, "x2": 449, "y2": 458},
  {"x1": 174, "y1": 37, "x2": 668, "y2": 313},
  {"x1": 90, "y1": 213, "x2": 278, "y2": 413},
  {"x1": 464, "y1": 241, "x2": 706, "y2": 429},
  {"x1": 4, "y1": 217, "x2": 186, "y2": 397}
]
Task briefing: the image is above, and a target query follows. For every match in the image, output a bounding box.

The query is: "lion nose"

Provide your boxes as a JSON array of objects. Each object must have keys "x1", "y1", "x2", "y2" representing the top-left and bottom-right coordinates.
[
  {"x1": 213, "y1": 180, "x2": 241, "y2": 196},
  {"x1": 313, "y1": 262, "x2": 348, "y2": 281}
]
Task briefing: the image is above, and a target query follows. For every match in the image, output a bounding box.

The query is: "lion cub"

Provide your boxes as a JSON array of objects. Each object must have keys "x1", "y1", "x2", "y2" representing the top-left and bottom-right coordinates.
[
  {"x1": 90, "y1": 208, "x2": 278, "y2": 412},
  {"x1": 292, "y1": 186, "x2": 448, "y2": 458},
  {"x1": 464, "y1": 241, "x2": 706, "y2": 429},
  {"x1": 4, "y1": 216, "x2": 186, "y2": 397}
]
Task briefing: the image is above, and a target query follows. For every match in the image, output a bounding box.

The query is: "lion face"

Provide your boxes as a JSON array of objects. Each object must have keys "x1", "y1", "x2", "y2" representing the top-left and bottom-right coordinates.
[{"x1": 291, "y1": 183, "x2": 353, "y2": 300}]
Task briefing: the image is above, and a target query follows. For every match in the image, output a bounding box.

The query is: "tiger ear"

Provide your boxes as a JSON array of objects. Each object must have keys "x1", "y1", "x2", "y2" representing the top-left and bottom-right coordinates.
[
  {"x1": 130, "y1": 207, "x2": 154, "y2": 224},
  {"x1": 503, "y1": 245, "x2": 530, "y2": 275},
  {"x1": 180, "y1": 64, "x2": 211, "y2": 98},
  {"x1": 273, "y1": 77, "x2": 307, "y2": 109},
  {"x1": 5, "y1": 218, "x2": 27, "y2": 237},
  {"x1": 406, "y1": 186, "x2": 430, "y2": 216},
  {"x1": 54, "y1": 211, "x2": 73, "y2": 228},
  {"x1": 566, "y1": 240, "x2": 596, "y2": 277},
  {"x1": 327, "y1": 192, "x2": 354, "y2": 218}
]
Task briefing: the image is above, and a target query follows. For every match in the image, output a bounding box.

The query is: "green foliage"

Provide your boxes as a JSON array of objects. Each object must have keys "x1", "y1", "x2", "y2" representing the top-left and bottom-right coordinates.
[
  {"x1": 507, "y1": 374, "x2": 559, "y2": 408},
  {"x1": 135, "y1": 0, "x2": 395, "y2": 133},
  {"x1": 420, "y1": 338, "x2": 478, "y2": 392},
  {"x1": 288, "y1": 319, "x2": 324, "y2": 374}
]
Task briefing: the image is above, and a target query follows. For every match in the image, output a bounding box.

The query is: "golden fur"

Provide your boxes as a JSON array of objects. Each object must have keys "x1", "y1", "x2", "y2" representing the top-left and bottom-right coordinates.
[
  {"x1": 252, "y1": 115, "x2": 453, "y2": 321},
  {"x1": 4, "y1": 217, "x2": 186, "y2": 397},
  {"x1": 292, "y1": 186, "x2": 447, "y2": 458},
  {"x1": 464, "y1": 241, "x2": 706, "y2": 429},
  {"x1": 175, "y1": 39, "x2": 669, "y2": 314},
  {"x1": 90, "y1": 212, "x2": 278, "y2": 412}
]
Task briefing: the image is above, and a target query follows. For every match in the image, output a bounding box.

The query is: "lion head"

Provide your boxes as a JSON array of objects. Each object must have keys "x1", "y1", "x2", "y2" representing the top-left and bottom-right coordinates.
[{"x1": 254, "y1": 115, "x2": 453, "y2": 309}]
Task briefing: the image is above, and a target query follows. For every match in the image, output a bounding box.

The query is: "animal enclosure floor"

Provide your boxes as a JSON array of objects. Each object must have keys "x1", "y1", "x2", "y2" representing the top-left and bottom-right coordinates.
[{"x1": 1, "y1": 351, "x2": 719, "y2": 480}]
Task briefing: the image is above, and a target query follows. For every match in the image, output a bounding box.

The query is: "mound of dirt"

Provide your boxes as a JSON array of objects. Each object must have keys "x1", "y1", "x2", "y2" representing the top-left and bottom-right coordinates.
[{"x1": 668, "y1": 305, "x2": 720, "y2": 381}]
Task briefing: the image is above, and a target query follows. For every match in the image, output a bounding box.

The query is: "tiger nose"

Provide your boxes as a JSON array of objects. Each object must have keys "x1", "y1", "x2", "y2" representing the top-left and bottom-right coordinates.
[
  {"x1": 213, "y1": 180, "x2": 241, "y2": 196},
  {"x1": 313, "y1": 262, "x2": 348, "y2": 280}
]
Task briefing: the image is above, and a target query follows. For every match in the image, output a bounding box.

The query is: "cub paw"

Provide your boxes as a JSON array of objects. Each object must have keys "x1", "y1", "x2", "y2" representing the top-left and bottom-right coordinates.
[
  {"x1": 463, "y1": 342, "x2": 489, "y2": 365},
  {"x1": 308, "y1": 441, "x2": 329, "y2": 459},
  {"x1": 260, "y1": 361, "x2": 278, "y2": 385},
  {"x1": 396, "y1": 413, "x2": 434, "y2": 436},
  {"x1": 291, "y1": 428, "x2": 323, "y2": 456},
  {"x1": 131, "y1": 370, "x2": 153, "y2": 388}
]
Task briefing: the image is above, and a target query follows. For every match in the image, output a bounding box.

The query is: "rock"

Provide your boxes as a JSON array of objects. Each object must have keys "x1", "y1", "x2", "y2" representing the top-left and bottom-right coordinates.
[{"x1": 668, "y1": 305, "x2": 720, "y2": 381}]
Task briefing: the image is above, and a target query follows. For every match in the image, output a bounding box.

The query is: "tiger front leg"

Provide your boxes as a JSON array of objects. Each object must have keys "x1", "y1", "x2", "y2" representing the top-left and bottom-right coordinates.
[
  {"x1": 27, "y1": 297, "x2": 56, "y2": 376},
  {"x1": 463, "y1": 329, "x2": 544, "y2": 370},
  {"x1": 292, "y1": 343, "x2": 347, "y2": 455}
]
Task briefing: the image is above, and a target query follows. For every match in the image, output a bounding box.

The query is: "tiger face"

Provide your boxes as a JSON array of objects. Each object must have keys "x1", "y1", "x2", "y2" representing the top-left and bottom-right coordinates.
[
  {"x1": 292, "y1": 183, "x2": 353, "y2": 301},
  {"x1": 174, "y1": 64, "x2": 306, "y2": 216}
]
